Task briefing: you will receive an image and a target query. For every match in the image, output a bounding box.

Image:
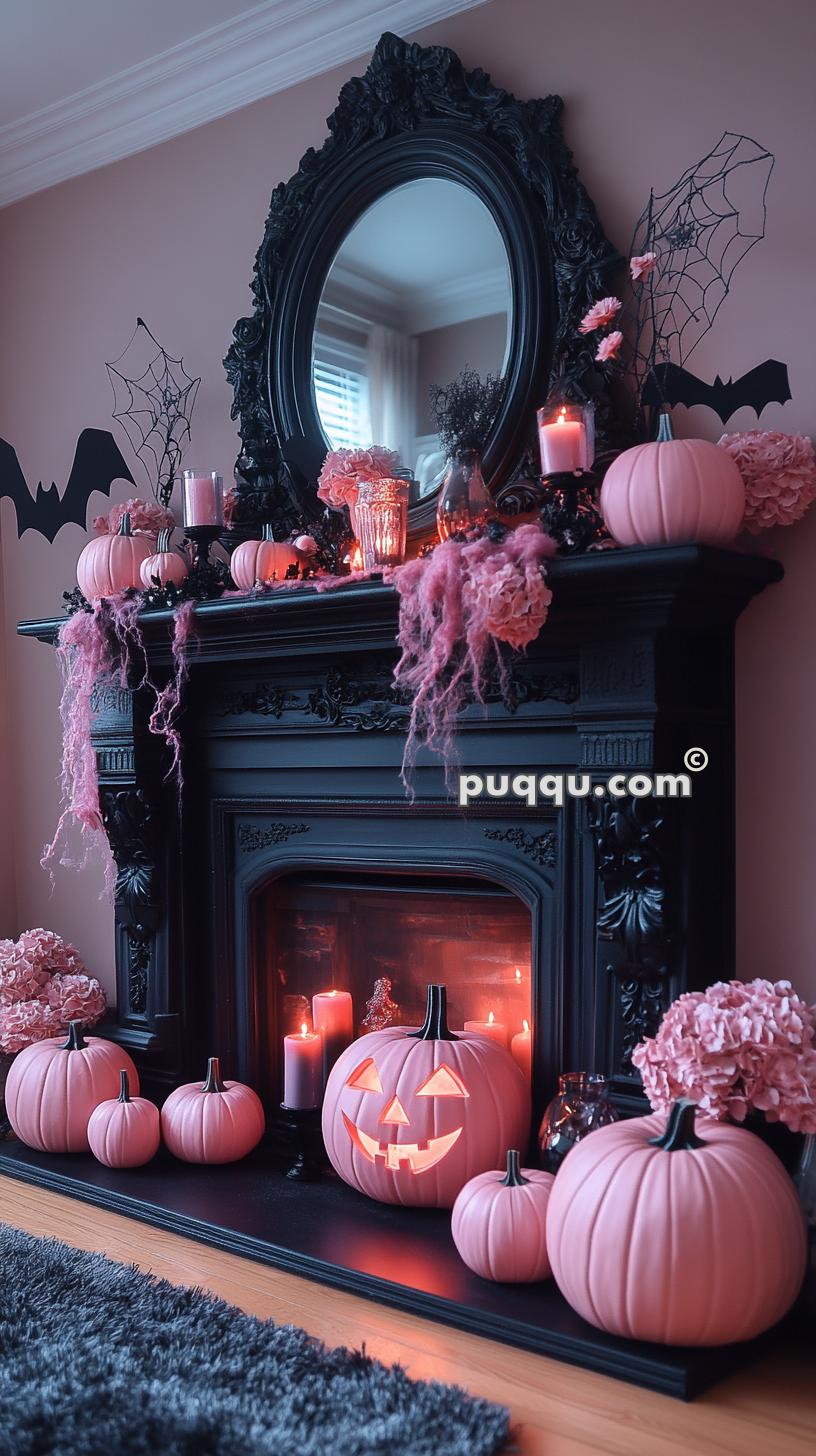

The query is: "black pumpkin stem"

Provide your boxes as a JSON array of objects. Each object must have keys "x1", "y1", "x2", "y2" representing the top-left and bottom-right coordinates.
[
  {"x1": 119, "y1": 511, "x2": 133, "y2": 537},
  {"x1": 649, "y1": 1097, "x2": 705, "y2": 1152},
  {"x1": 409, "y1": 984, "x2": 458, "y2": 1041},
  {"x1": 656, "y1": 409, "x2": 674, "y2": 443},
  {"x1": 502, "y1": 1149, "x2": 529, "y2": 1186},
  {"x1": 118, "y1": 1070, "x2": 131, "y2": 1103},
  {"x1": 63, "y1": 1021, "x2": 87, "y2": 1052},
  {"x1": 203, "y1": 1056, "x2": 225, "y2": 1093}
]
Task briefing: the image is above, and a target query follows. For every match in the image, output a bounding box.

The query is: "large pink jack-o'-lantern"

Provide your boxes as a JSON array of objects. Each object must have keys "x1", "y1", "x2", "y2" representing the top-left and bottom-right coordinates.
[
  {"x1": 322, "y1": 984, "x2": 530, "y2": 1208},
  {"x1": 546, "y1": 1099, "x2": 807, "y2": 1346}
]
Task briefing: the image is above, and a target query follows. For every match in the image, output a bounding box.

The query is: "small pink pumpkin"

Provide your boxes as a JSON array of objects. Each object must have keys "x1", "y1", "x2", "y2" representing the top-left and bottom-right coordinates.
[
  {"x1": 230, "y1": 524, "x2": 299, "y2": 591},
  {"x1": 600, "y1": 412, "x2": 745, "y2": 546},
  {"x1": 322, "y1": 984, "x2": 530, "y2": 1208},
  {"x1": 161, "y1": 1056, "x2": 265, "y2": 1164},
  {"x1": 5, "y1": 1021, "x2": 140, "y2": 1154},
  {"x1": 452, "y1": 1149, "x2": 554, "y2": 1282},
  {"x1": 87, "y1": 1069, "x2": 160, "y2": 1168},
  {"x1": 77, "y1": 512, "x2": 155, "y2": 600},
  {"x1": 139, "y1": 528, "x2": 189, "y2": 590},
  {"x1": 546, "y1": 1099, "x2": 807, "y2": 1346}
]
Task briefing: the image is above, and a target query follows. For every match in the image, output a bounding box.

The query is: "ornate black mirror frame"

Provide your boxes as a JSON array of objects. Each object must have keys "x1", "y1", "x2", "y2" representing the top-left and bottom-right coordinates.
[{"x1": 224, "y1": 32, "x2": 618, "y2": 550}]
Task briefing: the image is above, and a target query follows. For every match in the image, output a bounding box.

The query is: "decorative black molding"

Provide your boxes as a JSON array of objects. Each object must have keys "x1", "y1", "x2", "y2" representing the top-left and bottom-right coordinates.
[
  {"x1": 237, "y1": 822, "x2": 310, "y2": 854},
  {"x1": 224, "y1": 30, "x2": 618, "y2": 538},
  {"x1": 126, "y1": 931, "x2": 150, "y2": 1016},
  {"x1": 580, "y1": 732, "x2": 654, "y2": 768},
  {"x1": 217, "y1": 684, "x2": 299, "y2": 718},
  {"x1": 95, "y1": 745, "x2": 135, "y2": 775},
  {"x1": 100, "y1": 789, "x2": 161, "y2": 935},
  {"x1": 484, "y1": 826, "x2": 557, "y2": 868},
  {"x1": 306, "y1": 668, "x2": 407, "y2": 733},
  {"x1": 91, "y1": 684, "x2": 132, "y2": 719},
  {"x1": 589, "y1": 799, "x2": 673, "y2": 1070}
]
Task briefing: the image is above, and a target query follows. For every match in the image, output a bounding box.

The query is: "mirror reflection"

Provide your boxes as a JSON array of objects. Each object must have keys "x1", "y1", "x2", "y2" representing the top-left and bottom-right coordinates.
[{"x1": 313, "y1": 179, "x2": 512, "y2": 502}]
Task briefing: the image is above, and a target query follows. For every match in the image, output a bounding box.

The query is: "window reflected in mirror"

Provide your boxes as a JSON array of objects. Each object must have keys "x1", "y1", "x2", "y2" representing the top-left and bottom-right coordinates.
[{"x1": 313, "y1": 179, "x2": 513, "y2": 504}]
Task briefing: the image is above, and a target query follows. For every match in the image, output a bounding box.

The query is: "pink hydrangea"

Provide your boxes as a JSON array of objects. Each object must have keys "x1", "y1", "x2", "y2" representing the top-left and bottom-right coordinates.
[
  {"x1": 46, "y1": 973, "x2": 107, "y2": 1028},
  {"x1": 15, "y1": 928, "x2": 86, "y2": 979},
  {"x1": 0, "y1": 941, "x2": 50, "y2": 1004},
  {"x1": 578, "y1": 296, "x2": 622, "y2": 334},
  {"x1": 93, "y1": 498, "x2": 175, "y2": 537},
  {"x1": 317, "y1": 446, "x2": 400, "y2": 510},
  {"x1": 595, "y1": 330, "x2": 623, "y2": 364},
  {"x1": 0, "y1": 999, "x2": 61, "y2": 1054},
  {"x1": 718, "y1": 430, "x2": 816, "y2": 533},
  {"x1": 632, "y1": 978, "x2": 816, "y2": 1134},
  {"x1": 465, "y1": 558, "x2": 553, "y2": 650}
]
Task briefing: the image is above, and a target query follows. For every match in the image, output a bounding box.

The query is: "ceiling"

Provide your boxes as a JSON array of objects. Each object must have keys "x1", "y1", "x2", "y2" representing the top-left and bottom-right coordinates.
[{"x1": 0, "y1": 0, "x2": 488, "y2": 208}]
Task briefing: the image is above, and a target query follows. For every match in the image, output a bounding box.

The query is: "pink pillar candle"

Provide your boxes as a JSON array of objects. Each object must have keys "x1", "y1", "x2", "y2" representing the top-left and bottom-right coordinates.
[
  {"x1": 536, "y1": 403, "x2": 592, "y2": 476},
  {"x1": 183, "y1": 470, "x2": 224, "y2": 528},
  {"x1": 511, "y1": 1020, "x2": 532, "y2": 1080},
  {"x1": 312, "y1": 989, "x2": 354, "y2": 1081},
  {"x1": 283, "y1": 1023, "x2": 323, "y2": 1109},
  {"x1": 463, "y1": 1010, "x2": 508, "y2": 1049}
]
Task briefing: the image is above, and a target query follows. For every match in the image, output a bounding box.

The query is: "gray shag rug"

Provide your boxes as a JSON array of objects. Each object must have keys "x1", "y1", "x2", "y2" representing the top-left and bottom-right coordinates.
[{"x1": 0, "y1": 1226, "x2": 510, "y2": 1456}]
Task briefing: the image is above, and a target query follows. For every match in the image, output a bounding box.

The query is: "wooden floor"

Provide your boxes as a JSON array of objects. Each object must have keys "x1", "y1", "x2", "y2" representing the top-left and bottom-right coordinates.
[{"x1": 1, "y1": 1177, "x2": 813, "y2": 1455}]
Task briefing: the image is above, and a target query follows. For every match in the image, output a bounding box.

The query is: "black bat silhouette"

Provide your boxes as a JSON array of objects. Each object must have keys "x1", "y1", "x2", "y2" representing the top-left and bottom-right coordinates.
[
  {"x1": 0, "y1": 429, "x2": 134, "y2": 542},
  {"x1": 641, "y1": 359, "x2": 791, "y2": 425}
]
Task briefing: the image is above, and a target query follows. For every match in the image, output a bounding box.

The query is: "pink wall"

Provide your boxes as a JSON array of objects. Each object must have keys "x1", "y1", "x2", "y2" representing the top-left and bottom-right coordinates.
[
  {"x1": 1, "y1": 0, "x2": 814, "y2": 1000},
  {"x1": 416, "y1": 313, "x2": 508, "y2": 434}
]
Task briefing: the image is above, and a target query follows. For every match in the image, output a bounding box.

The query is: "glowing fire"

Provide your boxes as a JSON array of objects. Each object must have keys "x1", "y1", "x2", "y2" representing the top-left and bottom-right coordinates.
[
  {"x1": 487, "y1": 1011, "x2": 495, "y2": 1026},
  {"x1": 523, "y1": 1018, "x2": 530, "y2": 1033},
  {"x1": 300, "y1": 1021, "x2": 309, "y2": 1036}
]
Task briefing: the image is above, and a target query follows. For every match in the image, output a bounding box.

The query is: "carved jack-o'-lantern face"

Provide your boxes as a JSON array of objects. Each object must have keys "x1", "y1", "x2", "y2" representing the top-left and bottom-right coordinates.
[{"x1": 322, "y1": 985, "x2": 531, "y2": 1208}]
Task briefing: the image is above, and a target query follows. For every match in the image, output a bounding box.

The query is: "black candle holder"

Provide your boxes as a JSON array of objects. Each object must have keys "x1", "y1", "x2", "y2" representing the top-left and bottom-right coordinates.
[
  {"x1": 279, "y1": 1104, "x2": 326, "y2": 1181},
  {"x1": 538, "y1": 469, "x2": 609, "y2": 555},
  {"x1": 184, "y1": 526, "x2": 231, "y2": 601}
]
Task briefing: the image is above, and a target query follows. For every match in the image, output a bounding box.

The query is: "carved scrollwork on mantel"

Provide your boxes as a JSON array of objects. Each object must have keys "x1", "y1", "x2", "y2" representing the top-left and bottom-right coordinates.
[
  {"x1": 237, "y1": 822, "x2": 310, "y2": 854},
  {"x1": 484, "y1": 826, "x2": 557, "y2": 868},
  {"x1": 99, "y1": 788, "x2": 161, "y2": 1022},
  {"x1": 588, "y1": 799, "x2": 673, "y2": 1071}
]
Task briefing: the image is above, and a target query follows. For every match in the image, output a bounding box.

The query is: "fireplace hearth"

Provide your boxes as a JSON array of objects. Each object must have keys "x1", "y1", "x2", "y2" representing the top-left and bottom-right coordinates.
[{"x1": 6, "y1": 544, "x2": 782, "y2": 1394}]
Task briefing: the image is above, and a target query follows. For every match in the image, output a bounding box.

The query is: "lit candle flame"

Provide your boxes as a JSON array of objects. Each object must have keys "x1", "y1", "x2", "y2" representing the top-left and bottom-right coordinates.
[
  {"x1": 300, "y1": 1021, "x2": 308, "y2": 1037},
  {"x1": 350, "y1": 543, "x2": 363, "y2": 572},
  {"x1": 488, "y1": 1011, "x2": 495, "y2": 1025},
  {"x1": 557, "y1": 407, "x2": 566, "y2": 425},
  {"x1": 514, "y1": 967, "x2": 522, "y2": 983},
  {"x1": 522, "y1": 1019, "x2": 530, "y2": 1033}
]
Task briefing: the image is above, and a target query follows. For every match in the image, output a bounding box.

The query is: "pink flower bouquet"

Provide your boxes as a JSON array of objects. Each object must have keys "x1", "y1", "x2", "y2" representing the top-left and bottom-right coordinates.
[
  {"x1": 317, "y1": 446, "x2": 400, "y2": 510},
  {"x1": 0, "y1": 928, "x2": 106, "y2": 1055},
  {"x1": 632, "y1": 978, "x2": 816, "y2": 1134},
  {"x1": 93, "y1": 498, "x2": 175, "y2": 537},
  {"x1": 718, "y1": 430, "x2": 816, "y2": 533}
]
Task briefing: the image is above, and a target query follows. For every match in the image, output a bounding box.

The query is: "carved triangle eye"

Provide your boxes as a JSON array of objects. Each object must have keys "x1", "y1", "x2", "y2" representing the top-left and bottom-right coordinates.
[
  {"x1": 347, "y1": 1058, "x2": 383, "y2": 1093},
  {"x1": 416, "y1": 1065, "x2": 469, "y2": 1098}
]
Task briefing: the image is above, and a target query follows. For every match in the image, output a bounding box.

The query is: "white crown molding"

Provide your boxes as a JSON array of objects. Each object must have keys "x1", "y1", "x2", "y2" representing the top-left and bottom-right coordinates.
[
  {"x1": 0, "y1": 0, "x2": 489, "y2": 209},
  {"x1": 324, "y1": 260, "x2": 509, "y2": 332}
]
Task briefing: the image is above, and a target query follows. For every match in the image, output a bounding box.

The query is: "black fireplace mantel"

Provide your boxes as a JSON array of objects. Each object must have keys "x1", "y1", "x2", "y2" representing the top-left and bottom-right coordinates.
[{"x1": 17, "y1": 543, "x2": 781, "y2": 1108}]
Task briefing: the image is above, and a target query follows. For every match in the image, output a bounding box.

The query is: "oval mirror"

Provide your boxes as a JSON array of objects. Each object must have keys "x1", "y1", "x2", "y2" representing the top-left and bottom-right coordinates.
[{"x1": 312, "y1": 178, "x2": 513, "y2": 513}]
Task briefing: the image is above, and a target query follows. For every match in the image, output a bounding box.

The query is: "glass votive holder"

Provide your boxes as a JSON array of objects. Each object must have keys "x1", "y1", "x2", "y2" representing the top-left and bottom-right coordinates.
[
  {"x1": 355, "y1": 477, "x2": 408, "y2": 569},
  {"x1": 182, "y1": 469, "x2": 224, "y2": 529},
  {"x1": 536, "y1": 398, "x2": 595, "y2": 477}
]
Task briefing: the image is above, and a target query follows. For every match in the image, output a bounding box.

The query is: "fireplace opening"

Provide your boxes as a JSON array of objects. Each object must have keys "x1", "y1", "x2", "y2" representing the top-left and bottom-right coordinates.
[{"x1": 251, "y1": 871, "x2": 533, "y2": 1108}]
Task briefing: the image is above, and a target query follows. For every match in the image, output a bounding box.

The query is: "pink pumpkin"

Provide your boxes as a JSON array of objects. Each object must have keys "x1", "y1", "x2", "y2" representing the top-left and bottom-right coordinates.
[
  {"x1": 546, "y1": 1099, "x2": 807, "y2": 1346},
  {"x1": 87, "y1": 1069, "x2": 160, "y2": 1168},
  {"x1": 600, "y1": 412, "x2": 745, "y2": 546},
  {"x1": 161, "y1": 1056, "x2": 265, "y2": 1164},
  {"x1": 5, "y1": 1021, "x2": 140, "y2": 1154},
  {"x1": 139, "y1": 529, "x2": 189, "y2": 589},
  {"x1": 77, "y1": 512, "x2": 155, "y2": 600},
  {"x1": 230, "y1": 524, "x2": 299, "y2": 591},
  {"x1": 322, "y1": 984, "x2": 530, "y2": 1208},
  {"x1": 452, "y1": 1149, "x2": 554, "y2": 1282}
]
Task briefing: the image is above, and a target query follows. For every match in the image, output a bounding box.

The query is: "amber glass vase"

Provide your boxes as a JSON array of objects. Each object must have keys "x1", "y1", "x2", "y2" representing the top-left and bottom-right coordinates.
[{"x1": 538, "y1": 1072, "x2": 618, "y2": 1173}]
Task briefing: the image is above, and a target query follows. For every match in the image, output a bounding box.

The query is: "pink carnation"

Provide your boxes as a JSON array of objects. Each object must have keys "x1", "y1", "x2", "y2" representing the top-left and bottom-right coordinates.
[
  {"x1": 0, "y1": 998, "x2": 61, "y2": 1054},
  {"x1": 93, "y1": 498, "x2": 175, "y2": 537},
  {"x1": 466, "y1": 558, "x2": 553, "y2": 650},
  {"x1": 630, "y1": 252, "x2": 658, "y2": 282},
  {"x1": 317, "y1": 446, "x2": 400, "y2": 510},
  {"x1": 595, "y1": 330, "x2": 623, "y2": 364},
  {"x1": 46, "y1": 973, "x2": 107, "y2": 1028},
  {"x1": 223, "y1": 486, "x2": 238, "y2": 528},
  {"x1": 632, "y1": 978, "x2": 816, "y2": 1134},
  {"x1": 718, "y1": 430, "x2": 816, "y2": 533},
  {"x1": 578, "y1": 297, "x2": 622, "y2": 334}
]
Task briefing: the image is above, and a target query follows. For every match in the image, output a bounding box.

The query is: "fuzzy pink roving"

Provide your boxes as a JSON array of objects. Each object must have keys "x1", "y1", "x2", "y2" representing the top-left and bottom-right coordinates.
[{"x1": 718, "y1": 430, "x2": 816, "y2": 532}]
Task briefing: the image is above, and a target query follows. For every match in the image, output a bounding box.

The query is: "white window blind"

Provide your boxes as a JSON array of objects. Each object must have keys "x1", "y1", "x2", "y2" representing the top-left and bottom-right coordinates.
[{"x1": 313, "y1": 331, "x2": 371, "y2": 451}]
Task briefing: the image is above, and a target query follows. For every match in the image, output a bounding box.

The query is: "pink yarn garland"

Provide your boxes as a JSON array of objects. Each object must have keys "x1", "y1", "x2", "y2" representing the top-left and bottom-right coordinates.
[
  {"x1": 43, "y1": 596, "x2": 196, "y2": 886},
  {"x1": 385, "y1": 524, "x2": 556, "y2": 791}
]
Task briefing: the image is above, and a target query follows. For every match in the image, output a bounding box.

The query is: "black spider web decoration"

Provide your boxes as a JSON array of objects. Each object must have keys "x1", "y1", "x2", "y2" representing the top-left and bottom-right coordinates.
[
  {"x1": 106, "y1": 319, "x2": 200, "y2": 508},
  {"x1": 629, "y1": 132, "x2": 774, "y2": 406}
]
